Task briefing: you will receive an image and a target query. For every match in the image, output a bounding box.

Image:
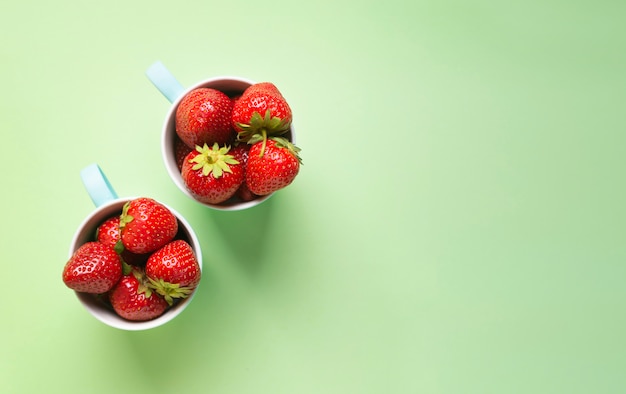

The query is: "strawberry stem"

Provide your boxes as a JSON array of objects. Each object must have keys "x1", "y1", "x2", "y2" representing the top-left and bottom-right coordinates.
[{"x1": 259, "y1": 129, "x2": 268, "y2": 158}]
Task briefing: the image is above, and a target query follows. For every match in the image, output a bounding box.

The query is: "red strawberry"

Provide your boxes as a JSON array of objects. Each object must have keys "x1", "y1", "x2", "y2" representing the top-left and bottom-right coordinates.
[
  {"x1": 181, "y1": 143, "x2": 244, "y2": 204},
  {"x1": 236, "y1": 182, "x2": 257, "y2": 201},
  {"x1": 145, "y1": 240, "x2": 201, "y2": 305},
  {"x1": 96, "y1": 216, "x2": 149, "y2": 266},
  {"x1": 62, "y1": 242, "x2": 122, "y2": 294},
  {"x1": 246, "y1": 137, "x2": 301, "y2": 196},
  {"x1": 229, "y1": 143, "x2": 249, "y2": 167},
  {"x1": 109, "y1": 267, "x2": 169, "y2": 321},
  {"x1": 231, "y1": 82, "x2": 292, "y2": 143},
  {"x1": 174, "y1": 136, "x2": 193, "y2": 171},
  {"x1": 230, "y1": 143, "x2": 257, "y2": 201},
  {"x1": 119, "y1": 198, "x2": 178, "y2": 255},
  {"x1": 96, "y1": 216, "x2": 122, "y2": 248},
  {"x1": 176, "y1": 88, "x2": 235, "y2": 148}
]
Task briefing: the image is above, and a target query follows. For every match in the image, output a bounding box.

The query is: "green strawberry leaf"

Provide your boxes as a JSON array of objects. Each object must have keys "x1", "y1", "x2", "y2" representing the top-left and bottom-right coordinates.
[
  {"x1": 119, "y1": 202, "x2": 134, "y2": 229},
  {"x1": 271, "y1": 137, "x2": 303, "y2": 164},
  {"x1": 247, "y1": 134, "x2": 265, "y2": 145},
  {"x1": 122, "y1": 260, "x2": 133, "y2": 276},
  {"x1": 190, "y1": 143, "x2": 239, "y2": 179},
  {"x1": 236, "y1": 109, "x2": 291, "y2": 143},
  {"x1": 147, "y1": 277, "x2": 194, "y2": 306},
  {"x1": 113, "y1": 239, "x2": 125, "y2": 254}
]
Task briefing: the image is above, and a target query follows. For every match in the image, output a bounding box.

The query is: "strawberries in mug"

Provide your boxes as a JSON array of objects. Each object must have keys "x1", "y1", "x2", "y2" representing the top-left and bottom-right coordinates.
[
  {"x1": 62, "y1": 198, "x2": 201, "y2": 322},
  {"x1": 172, "y1": 81, "x2": 302, "y2": 206}
]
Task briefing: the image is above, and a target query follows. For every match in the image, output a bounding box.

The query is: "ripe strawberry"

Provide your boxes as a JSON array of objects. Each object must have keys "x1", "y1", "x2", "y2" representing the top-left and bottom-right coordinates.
[
  {"x1": 229, "y1": 143, "x2": 249, "y2": 167},
  {"x1": 96, "y1": 216, "x2": 122, "y2": 248},
  {"x1": 96, "y1": 216, "x2": 149, "y2": 266},
  {"x1": 109, "y1": 267, "x2": 169, "y2": 321},
  {"x1": 62, "y1": 242, "x2": 122, "y2": 294},
  {"x1": 181, "y1": 143, "x2": 244, "y2": 204},
  {"x1": 236, "y1": 182, "x2": 256, "y2": 201},
  {"x1": 230, "y1": 143, "x2": 257, "y2": 201},
  {"x1": 119, "y1": 198, "x2": 178, "y2": 255},
  {"x1": 232, "y1": 82, "x2": 292, "y2": 144},
  {"x1": 176, "y1": 88, "x2": 235, "y2": 148},
  {"x1": 246, "y1": 137, "x2": 302, "y2": 196},
  {"x1": 145, "y1": 240, "x2": 201, "y2": 305},
  {"x1": 174, "y1": 136, "x2": 193, "y2": 171}
]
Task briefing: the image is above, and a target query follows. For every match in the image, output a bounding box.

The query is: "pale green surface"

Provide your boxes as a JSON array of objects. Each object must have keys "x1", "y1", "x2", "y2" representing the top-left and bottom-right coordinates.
[{"x1": 1, "y1": 0, "x2": 625, "y2": 393}]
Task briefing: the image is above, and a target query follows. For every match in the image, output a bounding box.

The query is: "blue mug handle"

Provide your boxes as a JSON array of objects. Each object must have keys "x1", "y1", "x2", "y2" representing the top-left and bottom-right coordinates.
[
  {"x1": 80, "y1": 164, "x2": 118, "y2": 207},
  {"x1": 145, "y1": 61, "x2": 185, "y2": 103}
]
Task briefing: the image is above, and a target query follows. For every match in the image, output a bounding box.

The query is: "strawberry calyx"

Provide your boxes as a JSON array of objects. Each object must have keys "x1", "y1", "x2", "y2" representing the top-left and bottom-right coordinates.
[
  {"x1": 269, "y1": 137, "x2": 303, "y2": 164},
  {"x1": 146, "y1": 277, "x2": 194, "y2": 306},
  {"x1": 122, "y1": 260, "x2": 133, "y2": 276},
  {"x1": 132, "y1": 268, "x2": 154, "y2": 298},
  {"x1": 190, "y1": 143, "x2": 239, "y2": 179},
  {"x1": 236, "y1": 109, "x2": 290, "y2": 144},
  {"x1": 119, "y1": 202, "x2": 134, "y2": 230},
  {"x1": 113, "y1": 239, "x2": 125, "y2": 255}
]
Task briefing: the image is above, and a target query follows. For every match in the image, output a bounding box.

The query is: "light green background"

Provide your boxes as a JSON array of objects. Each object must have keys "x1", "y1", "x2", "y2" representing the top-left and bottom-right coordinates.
[{"x1": 1, "y1": 0, "x2": 624, "y2": 393}]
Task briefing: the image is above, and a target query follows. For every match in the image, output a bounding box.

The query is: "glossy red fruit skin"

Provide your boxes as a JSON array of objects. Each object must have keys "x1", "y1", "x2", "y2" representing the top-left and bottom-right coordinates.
[
  {"x1": 180, "y1": 148, "x2": 244, "y2": 204},
  {"x1": 231, "y1": 83, "x2": 292, "y2": 134},
  {"x1": 230, "y1": 144, "x2": 257, "y2": 201},
  {"x1": 96, "y1": 216, "x2": 122, "y2": 247},
  {"x1": 146, "y1": 240, "x2": 201, "y2": 290},
  {"x1": 174, "y1": 136, "x2": 194, "y2": 172},
  {"x1": 109, "y1": 271, "x2": 169, "y2": 321},
  {"x1": 246, "y1": 139, "x2": 300, "y2": 195},
  {"x1": 176, "y1": 88, "x2": 235, "y2": 148},
  {"x1": 62, "y1": 242, "x2": 122, "y2": 294},
  {"x1": 96, "y1": 216, "x2": 149, "y2": 266},
  {"x1": 229, "y1": 143, "x2": 250, "y2": 166},
  {"x1": 120, "y1": 198, "x2": 178, "y2": 255},
  {"x1": 236, "y1": 182, "x2": 257, "y2": 201}
]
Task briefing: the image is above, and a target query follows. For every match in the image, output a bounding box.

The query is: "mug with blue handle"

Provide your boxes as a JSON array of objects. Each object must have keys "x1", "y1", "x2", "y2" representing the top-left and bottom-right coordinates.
[
  {"x1": 68, "y1": 163, "x2": 203, "y2": 331},
  {"x1": 145, "y1": 61, "x2": 296, "y2": 211}
]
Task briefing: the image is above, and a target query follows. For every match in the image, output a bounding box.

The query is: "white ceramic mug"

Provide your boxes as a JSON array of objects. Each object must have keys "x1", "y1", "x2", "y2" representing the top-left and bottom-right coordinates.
[
  {"x1": 68, "y1": 163, "x2": 203, "y2": 330},
  {"x1": 146, "y1": 61, "x2": 296, "y2": 211}
]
